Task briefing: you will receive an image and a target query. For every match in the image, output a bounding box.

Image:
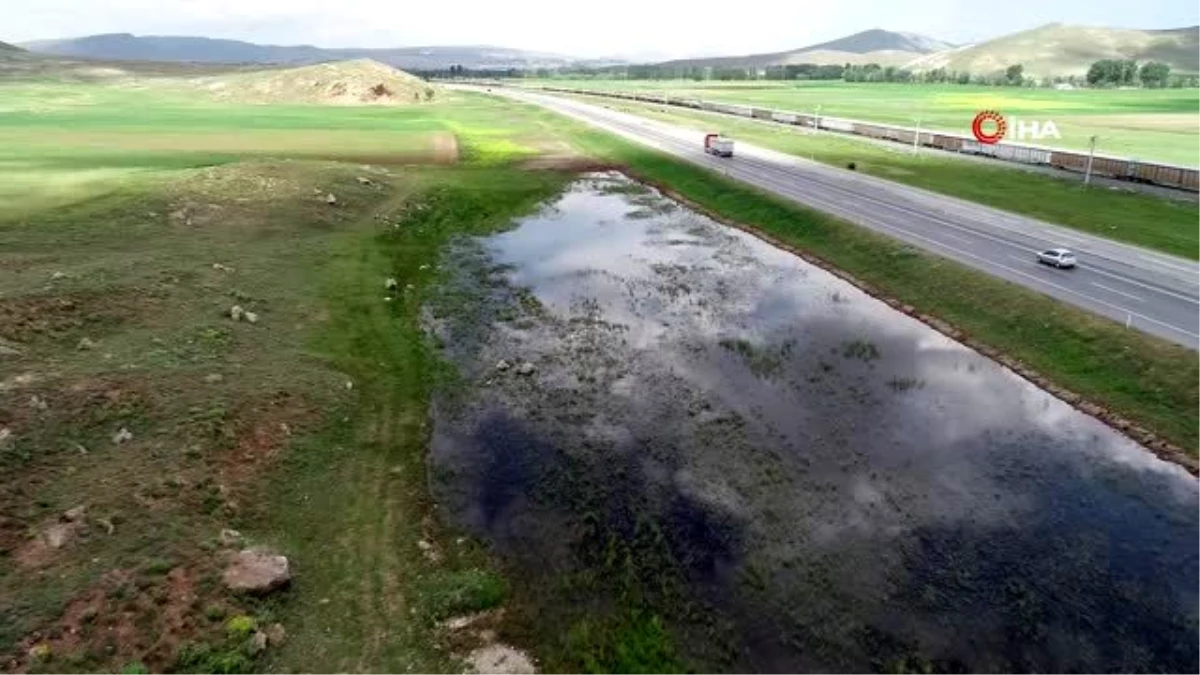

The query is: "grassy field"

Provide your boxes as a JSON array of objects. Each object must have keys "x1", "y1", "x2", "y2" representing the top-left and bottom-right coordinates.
[
  {"x1": 1, "y1": 69, "x2": 1196, "y2": 675},
  {"x1": 558, "y1": 92, "x2": 1200, "y2": 258},
  {"x1": 526, "y1": 80, "x2": 1200, "y2": 167}
]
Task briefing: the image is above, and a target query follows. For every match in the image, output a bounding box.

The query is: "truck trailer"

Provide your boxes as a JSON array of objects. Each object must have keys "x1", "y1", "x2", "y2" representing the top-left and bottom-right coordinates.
[{"x1": 704, "y1": 133, "x2": 734, "y2": 158}]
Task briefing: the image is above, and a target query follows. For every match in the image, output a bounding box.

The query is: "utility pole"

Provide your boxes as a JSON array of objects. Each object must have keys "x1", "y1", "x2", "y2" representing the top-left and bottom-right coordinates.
[
  {"x1": 813, "y1": 104, "x2": 821, "y2": 134},
  {"x1": 1084, "y1": 135, "x2": 1098, "y2": 187},
  {"x1": 913, "y1": 115, "x2": 922, "y2": 154}
]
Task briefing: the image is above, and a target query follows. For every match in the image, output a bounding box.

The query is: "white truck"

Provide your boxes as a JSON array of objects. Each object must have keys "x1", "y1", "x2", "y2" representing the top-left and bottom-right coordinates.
[{"x1": 704, "y1": 133, "x2": 734, "y2": 158}]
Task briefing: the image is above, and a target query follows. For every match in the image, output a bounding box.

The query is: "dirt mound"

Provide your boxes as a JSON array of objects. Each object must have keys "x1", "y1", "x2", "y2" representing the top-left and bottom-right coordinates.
[{"x1": 197, "y1": 59, "x2": 436, "y2": 106}]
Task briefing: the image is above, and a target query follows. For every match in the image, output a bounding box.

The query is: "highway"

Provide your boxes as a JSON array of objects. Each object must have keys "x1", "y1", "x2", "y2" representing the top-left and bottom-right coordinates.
[{"x1": 468, "y1": 85, "x2": 1200, "y2": 349}]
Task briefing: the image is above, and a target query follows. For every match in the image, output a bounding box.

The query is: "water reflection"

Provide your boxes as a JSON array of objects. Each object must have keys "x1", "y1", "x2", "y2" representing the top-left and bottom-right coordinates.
[{"x1": 427, "y1": 173, "x2": 1197, "y2": 672}]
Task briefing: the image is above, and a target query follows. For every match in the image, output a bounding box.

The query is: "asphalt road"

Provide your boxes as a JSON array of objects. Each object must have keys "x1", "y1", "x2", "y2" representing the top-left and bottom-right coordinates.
[{"x1": 469, "y1": 86, "x2": 1200, "y2": 349}]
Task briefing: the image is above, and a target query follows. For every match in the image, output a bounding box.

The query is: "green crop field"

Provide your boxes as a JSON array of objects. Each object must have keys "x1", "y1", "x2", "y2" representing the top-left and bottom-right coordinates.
[{"x1": 524, "y1": 80, "x2": 1200, "y2": 166}]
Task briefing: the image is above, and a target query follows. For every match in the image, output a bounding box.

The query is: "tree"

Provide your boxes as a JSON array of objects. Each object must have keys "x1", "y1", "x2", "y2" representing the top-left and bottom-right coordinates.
[
  {"x1": 1139, "y1": 61, "x2": 1171, "y2": 88},
  {"x1": 1005, "y1": 63, "x2": 1024, "y2": 85}
]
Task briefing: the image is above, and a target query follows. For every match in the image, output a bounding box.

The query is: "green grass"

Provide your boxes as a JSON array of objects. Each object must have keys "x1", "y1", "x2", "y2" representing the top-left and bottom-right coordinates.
[
  {"x1": 559, "y1": 92, "x2": 1200, "y2": 258},
  {"x1": 527, "y1": 80, "x2": 1200, "y2": 166},
  {"x1": 2, "y1": 69, "x2": 1196, "y2": 675}
]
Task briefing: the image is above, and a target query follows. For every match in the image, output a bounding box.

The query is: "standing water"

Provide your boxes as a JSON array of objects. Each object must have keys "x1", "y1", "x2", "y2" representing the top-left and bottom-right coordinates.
[{"x1": 425, "y1": 173, "x2": 1197, "y2": 672}]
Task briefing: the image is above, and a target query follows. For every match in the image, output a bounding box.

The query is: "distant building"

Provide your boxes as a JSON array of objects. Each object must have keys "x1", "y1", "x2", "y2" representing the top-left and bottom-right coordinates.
[{"x1": 1053, "y1": 82, "x2": 1075, "y2": 90}]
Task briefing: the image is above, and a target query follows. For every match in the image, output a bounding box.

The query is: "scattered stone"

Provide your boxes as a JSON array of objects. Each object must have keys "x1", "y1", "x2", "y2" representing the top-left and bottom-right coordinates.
[
  {"x1": 319, "y1": 597, "x2": 331, "y2": 605},
  {"x1": 243, "y1": 311, "x2": 259, "y2": 324},
  {"x1": 516, "y1": 362, "x2": 536, "y2": 376},
  {"x1": 29, "y1": 395, "x2": 48, "y2": 411},
  {"x1": 219, "y1": 529, "x2": 243, "y2": 546},
  {"x1": 222, "y1": 549, "x2": 291, "y2": 594},
  {"x1": 97, "y1": 518, "x2": 115, "y2": 535},
  {"x1": 356, "y1": 176, "x2": 373, "y2": 185},
  {"x1": 63, "y1": 505, "x2": 87, "y2": 522},
  {"x1": 312, "y1": 187, "x2": 323, "y2": 195},
  {"x1": 73, "y1": 442, "x2": 89, "y2": 455},
  {"x1": 229, "y1": 305, "x2": 245, "y2": 321},
  {"x1": 248, "y1": 631, "x2": 269, "y2": 655},
  {"x1": 77, "y1": 337, "x2": 98, "y2": 351},
  {"x1": 325, "y1": 193, "x2": 338, "y2": 205},
  {"x1": 345, "y1": 380, "x2": 354, "y2": 390},
  {"x1": 212, "y1": 263, "x2": 235, "y2": 273},
  {"x1": 44, "y1": 521, "x2": 83, "y2": 549},
  {"x1": 419, "y1": 264, "x2": 430, "y2": 271},
  {"x1": 204, "y1": 373, "x2": 224, "y2": 383},
  {"x1": 265, "y1": 623, "x2": 287, "y2": 647},
  {"x1": 466, "y1": 644, "x2": 536, "y2": 674},
  {"x1": 112, "y1": 427, "x2": 133, "y2": 445},
  {"x1": 495, "y1": 360, "x2": 511, "y2": 372},
  {"x1": 28, "y1": 643, "x2": 52, "y2": 663},
  {"x1": 51, "y1": 271, "x2": 68, "y2": 281},
  {"x1": 385, "y1": 277, "x2": 399, "y2": 291}
]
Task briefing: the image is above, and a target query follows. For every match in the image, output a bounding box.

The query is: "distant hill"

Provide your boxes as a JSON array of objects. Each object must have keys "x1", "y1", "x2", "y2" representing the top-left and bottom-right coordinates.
[
  {"x1": 194, "y1": 59, "x2": 433, "y2": 105},
  {"x1": 19, "y1": 33, "x2": 602, "y2": 70},
  {"x1": 656, "y1": 29, "x2": 952, "y2": 69},
  {"x1": 0, "y1": 40, "x2": 23, "y2": 51},
  {"x1": 903, "y1": 24, "x2": 1200, "y2": 77}
]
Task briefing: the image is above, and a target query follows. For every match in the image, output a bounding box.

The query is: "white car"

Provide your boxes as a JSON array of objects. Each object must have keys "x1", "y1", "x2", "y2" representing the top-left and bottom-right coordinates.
[{"x1": 1037, "y1": 248, "x2": 1077, "y2": 269}]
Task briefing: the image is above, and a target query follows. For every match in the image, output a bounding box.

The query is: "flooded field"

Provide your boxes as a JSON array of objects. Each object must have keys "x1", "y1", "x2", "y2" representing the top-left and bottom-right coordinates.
[{"x1": 424, "y1": 173, "x2": 1198, "y2": 672}]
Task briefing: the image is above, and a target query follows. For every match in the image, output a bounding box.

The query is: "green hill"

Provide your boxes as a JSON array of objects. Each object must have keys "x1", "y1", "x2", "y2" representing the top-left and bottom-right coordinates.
[{"x1": 904, "y1": 24, "x2": 1199, "y2": 77}]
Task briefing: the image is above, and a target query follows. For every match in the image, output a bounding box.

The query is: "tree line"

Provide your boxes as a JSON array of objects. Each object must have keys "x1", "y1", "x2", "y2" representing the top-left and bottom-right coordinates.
[{"x1": 430, "y1": 60, "x2": 1197, "y2": 89}]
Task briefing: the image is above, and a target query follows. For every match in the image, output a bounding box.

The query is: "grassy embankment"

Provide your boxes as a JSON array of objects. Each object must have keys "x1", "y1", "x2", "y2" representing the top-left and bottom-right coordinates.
[
  {"x1": 0, "y1": 84, "x2": 583, "y2": 673},
  {"x1": 553, "y1": 90, "x2": 1200, "y2": 258},
  {"x1": 527, "y1": 79, "x2": 1200, "y2": 167}
]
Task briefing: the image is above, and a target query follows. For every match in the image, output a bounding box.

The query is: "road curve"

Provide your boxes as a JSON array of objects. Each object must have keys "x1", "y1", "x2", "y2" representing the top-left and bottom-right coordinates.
[{"x1": 466, "y1": 85, "x2": 1200, "y2": 349}]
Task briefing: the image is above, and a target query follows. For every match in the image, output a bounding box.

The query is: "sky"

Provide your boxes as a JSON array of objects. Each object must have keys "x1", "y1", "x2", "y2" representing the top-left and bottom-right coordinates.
[{"x1": 4, "y1": 0, "x2": 1198, "y2": 59}]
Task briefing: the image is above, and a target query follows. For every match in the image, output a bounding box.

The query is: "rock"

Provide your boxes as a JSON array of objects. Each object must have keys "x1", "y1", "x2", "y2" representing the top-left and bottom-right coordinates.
[
  {"x1": 0, "y1": 429, "x2": 11, "y2": 449},
  {"x1": 204, "y1": 373, "x2": 224, "y2": 383},
  {"x1": 516, "y1": 362, "x2": 536, "y2": 376},
  {"x1": 312, "y1": 187, "x2": 323, "y2": 195},
  {"x1": 229, "y1": 305, "x2": 245, "y2": 321},
  {"x1": 112, "y1": 427, "x2": 133, "y2": 445},
  {"x1": 63, "y1": 505, "x2": 87, "y2": 522},
  {"x1": 44, "y1": 521, "x2": 82, "y2": 548},
  {"x1": 466, "y1": 644, "x2": 536, "y2": 674},
  {"x1": 212, "y1": 263, "x2": 235, "y2": 273},
  {"x1": 495, "y1": 360, "x2": 511, "y2": 372},
  {"x1": 325, "y1": 193, "x2": 338, "y2": 205},
  {"x1": 29, "y1": 395, "x2": 48, "y2": 411},
  {"x1": 356, "y1": 176, "x2": 373, "y2": 185},
  {"x1": 219, "y1": 528, "x2": 243, "y2": 546},
  {"x1": 73, "y1": 442, "x2": 88, "y2": 455},
  {"x1": 243, "y1": 311, "x2": 259, "y2": 324},
  {"x1": 385, "y1": 277, "x2": 399, "y2": 291},
  {"x1": 98, "y1": 517, "x2": 115, "y2": 535},
  {"x1": 77, "y1": 337, "x2": 98, "y2": 350},
  {"x1": 28, "y1": 643, "x2": 52, "y2": 663},
  {"x1": 265, "y1": 623, "x2": 287, "y2": 647},
  {"x1": 222, "y1": 548, "x2": 291, "y2": 594},
  {"x1": 248, "y1": 630, "x2": 268, "y2": 655},
  {"x1": 51, "y1": 271, "x2": 68, "y2": 281}
]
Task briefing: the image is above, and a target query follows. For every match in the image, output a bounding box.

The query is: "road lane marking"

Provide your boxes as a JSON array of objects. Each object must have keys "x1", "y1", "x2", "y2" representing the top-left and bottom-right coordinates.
[
  {"x1": 1085, "y1": 265, "x2": 1200, "y2": 305},
  {"x1": 1091, "y1": 282, "x2": 1145, "y2": 302}
]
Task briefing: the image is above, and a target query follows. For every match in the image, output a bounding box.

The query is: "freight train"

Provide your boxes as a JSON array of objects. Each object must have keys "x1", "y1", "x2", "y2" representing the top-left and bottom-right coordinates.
[{"x1": 535, "y1": 85, "x2": 1199, "y2": 192}]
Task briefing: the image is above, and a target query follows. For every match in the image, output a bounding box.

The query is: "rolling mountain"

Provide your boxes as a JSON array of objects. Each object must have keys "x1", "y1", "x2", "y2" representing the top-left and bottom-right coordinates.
[
  {"x1": 656, "y1": 29, "x2": 953, "y2": 69},
  {"x1": 18, "y1": 33, "x2": 599, "y2": 70},
  {"x1": 0, "y1": 40, "x2": 23, "y2": 51},
  {"x1": 903, "y1": 24, "x2": 1200, "y2": 76}
]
